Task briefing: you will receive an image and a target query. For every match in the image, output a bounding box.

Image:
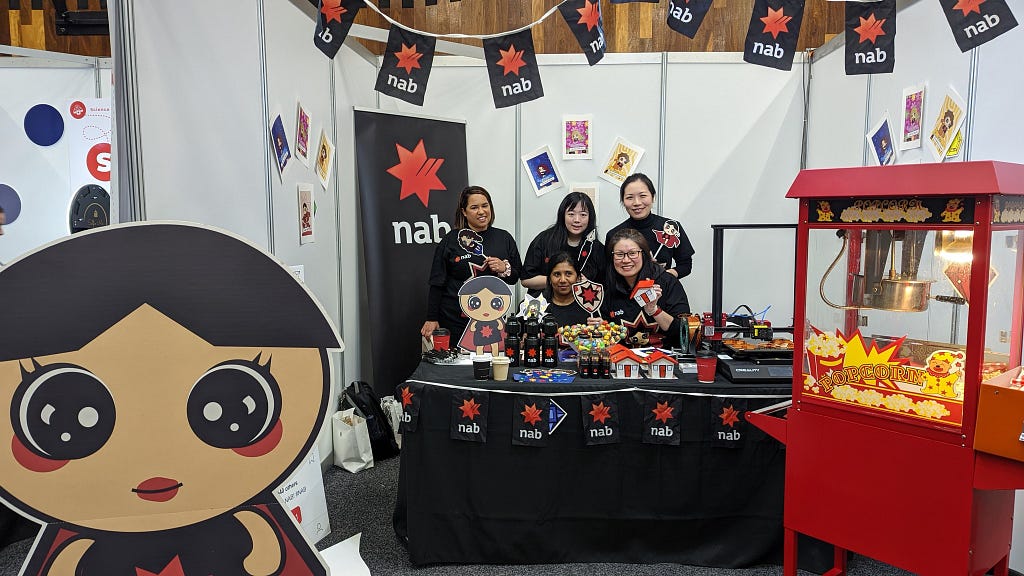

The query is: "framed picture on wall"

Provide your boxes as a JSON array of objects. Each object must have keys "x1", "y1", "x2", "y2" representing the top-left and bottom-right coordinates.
[
  {"x1": 562, "y1": 114, "x2": 592, "y2": 160},
  {"x1": 866, "y1": 113, "x2": 897, "y2": 166},
  {"x1": 521, "y1": 145, "x2": 564, "y2": 197},
  {"x1": 569, "y1": 182, "x2": 600, "y2": 220},
  {"x1": 298, "y1": 183, "x2": 314, "y2": 245},
  {"x1": 928, "y1": 89, "x2": 967, "y2": 162},
  {"x1": 599, "y1": 137, "x2": 644, "y2": 186},
  {"x1": 270, "y1": 111, "x2": 291, "y2": 180},
  {"x1": 315, "y1": 129, "x2": 335, "y2": 189},
  {"x1": 295, "y1": 101, "x2": 313, "y2": 167},
  {"x1": 900, "y1": 84, "x2": 925, "y2": 151}
]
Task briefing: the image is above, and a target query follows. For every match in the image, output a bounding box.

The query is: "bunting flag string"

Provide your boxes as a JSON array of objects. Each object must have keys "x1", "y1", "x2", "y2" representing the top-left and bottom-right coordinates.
[{"x1": 404, "y1": 378, "x2": 793, "y2": 400}]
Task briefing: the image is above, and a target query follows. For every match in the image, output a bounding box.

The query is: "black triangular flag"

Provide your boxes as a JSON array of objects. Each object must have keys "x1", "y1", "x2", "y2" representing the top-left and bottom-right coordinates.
[
  {"x1": 559, "y1": 0, "x2": 607, "y2": 66},
  {"x1": 667, "y1": 0, "x2": 715, "y2": 39},
  {"x1": 396, "y1": 381, "x2": 423, "y2": 433},
  {"x1": 642, "y1": 392, "x2": 682, "y2": 446},
  {"x1": 845, "y1": 0, "x2": 896, "y2": 75},
  {"x1": 483, "y1": 29, "x2": 545, "y2": 108},
  {"x1": 374, "y1": 26, "x2": 436, "y2": 106},
  {"x1": 709, "y1": 398, "x2": 747, "y2": 448},
  {"x1": 580, "y1": 393, "x2": 619, "y2": 445},
  {"x1": 451, "y1": 389, "x2": 488, "y2": 442},
  {"x1": 940, "y1": 0, "x2": 1018, "y2": 52},
  {"x1": 512, "y1": 395, "x2": 550, "y2": 446},
  {"x1": 314, "y1": 0, "x2": 365, "y2": 59},
  {"x1": 742, "y1": 0, "x2": 806, "y2": 71}
]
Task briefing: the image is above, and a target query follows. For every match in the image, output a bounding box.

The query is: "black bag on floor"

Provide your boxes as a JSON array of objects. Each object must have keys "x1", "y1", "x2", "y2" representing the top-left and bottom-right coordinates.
[{"x1": 342, "y1": 381, "x2": 400, "y2": 459}]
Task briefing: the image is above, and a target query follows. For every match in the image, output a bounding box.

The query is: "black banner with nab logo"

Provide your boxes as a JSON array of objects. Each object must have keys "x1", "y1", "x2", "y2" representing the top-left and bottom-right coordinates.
[
  {"x1": 374, "y1": 26, "x2": 437, "y2": 106},
  {"x1": 558, "y1": 0, "x2": 607, "y2": 65},
  {"x1": 642, "y1": 392, "x2": 682, "y2": 446},
  {"x1": 940, "y1": 0, "x2": 1018, "y2": 52},
  {"x1": 742, "y1": 0, "x2": 806, "y2": 71},
  {"x1": 483, "y1": 29, "x2": 545, "y2": 108},
  {"x1": 313, "y1": 0, "x2": 364, "y2": 59},
  {"x1": 396, "y1": 381, "x2": 424, "y2": 433},
  {"x1": 666, "y1": 0, "x2": 715, "y2": 39},
  {"x1": 845, "y1": 0, "x2": 896, "y2": 75},
  {"x1": 512, "y1": 395, "x2": 550, "y2": 446},
  {"x1": 580, "y1": 393, "x2": 620, "y2": 446},
  {"x1": 451, "y1": 389, "x2": 489, "y2": 442}
]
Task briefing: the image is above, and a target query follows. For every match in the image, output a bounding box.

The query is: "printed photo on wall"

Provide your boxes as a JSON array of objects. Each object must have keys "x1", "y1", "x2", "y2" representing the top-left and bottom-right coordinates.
[
  {"x1": 900, "y1": 84, "x2": 925, "y2": 151},
  {"x1": 562, "y1": 114, "x2": 592, "y2": 159},
  {"x1": 270, "y1": 112, "x2": 291, "y2": 179},
  {"x1": 315, "y1": 128, "x2": 335, "y2": 189},
  {"x1": 521, "y1": 146, "x2": 564, "y2": 196},
  {"x1": 866, "y1": 114, "x2": 897, "y2": 166},
  {"x1": 569, "y1": 182, "x2": 600, "y2": 219},
  {"x1": 295, "y1": 102, "x2": 312, "y2": 167},
  {"x1": 946, "y1": 130, "x2": 964, "y2": 159},
  {"x1": 928, "y1": 90, "x2": 967, "y2": 162},
  {"x1": 298, "y1": 183, "x2": 315, "y2": 244},
  {"x1": 599, "y1": 137, "x2": 644, "y2": 186}
]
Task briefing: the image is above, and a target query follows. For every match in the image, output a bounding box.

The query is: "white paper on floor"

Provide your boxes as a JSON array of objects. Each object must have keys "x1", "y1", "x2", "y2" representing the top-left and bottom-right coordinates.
[{"x1": 319, "y1": 533, "x2": 370, "y2": 576}]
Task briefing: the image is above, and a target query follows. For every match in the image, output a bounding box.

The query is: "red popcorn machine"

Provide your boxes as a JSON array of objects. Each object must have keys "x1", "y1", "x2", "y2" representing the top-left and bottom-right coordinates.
[{"x1": 748, "y1": 161, "x2": 1024, "y2": 576}]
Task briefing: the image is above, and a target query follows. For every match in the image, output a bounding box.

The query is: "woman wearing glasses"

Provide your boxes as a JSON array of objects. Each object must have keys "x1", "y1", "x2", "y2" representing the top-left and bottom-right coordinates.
[
  {"x1": 604, "y1": 173, "x2": 694, "y2": 279},
  {"x1": 520, "y1": 192, "x2": 604, "y2": 297},
  {"x1": 601, "y1": 228, "x2": 689, "y2": 348}
]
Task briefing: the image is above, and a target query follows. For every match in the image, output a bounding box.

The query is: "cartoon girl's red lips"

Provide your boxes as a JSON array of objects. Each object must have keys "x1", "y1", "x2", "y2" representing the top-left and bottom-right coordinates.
[{"x1": 133, "y1": 477, "x2": 183, "y2": 502}]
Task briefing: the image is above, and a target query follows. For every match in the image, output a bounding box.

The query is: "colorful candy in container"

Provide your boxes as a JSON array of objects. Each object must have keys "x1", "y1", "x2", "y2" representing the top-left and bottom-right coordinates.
[{"x1": 558, "y1": 320, "x2": 629, "y2": 352}]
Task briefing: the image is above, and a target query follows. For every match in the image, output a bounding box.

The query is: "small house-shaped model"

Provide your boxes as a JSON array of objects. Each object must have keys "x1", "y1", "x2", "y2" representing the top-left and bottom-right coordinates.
[
  {"x1": 645, "y1": 350, "x2": 678, "y2": 379},
  {"x1": 608, "y1": 344, "x2": 644, "y2": 379},
  {"x1": 629, "y1": 278, "x2": 658, "y2": 307}
]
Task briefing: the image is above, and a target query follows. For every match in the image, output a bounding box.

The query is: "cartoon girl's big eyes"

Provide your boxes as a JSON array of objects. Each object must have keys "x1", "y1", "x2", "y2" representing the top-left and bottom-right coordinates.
[
  {"x1": 490, "y1": 297, "x2": 505, "y2": 311},
  {"x1": 186, "y1": 359, "x2": 281, "y2": 449},
  {"x1": 468, "y1": 296, "x2": 482, "y2": 310},
  {"x1": 12, "y1": 363, "x2": 116, "y2": 461}
]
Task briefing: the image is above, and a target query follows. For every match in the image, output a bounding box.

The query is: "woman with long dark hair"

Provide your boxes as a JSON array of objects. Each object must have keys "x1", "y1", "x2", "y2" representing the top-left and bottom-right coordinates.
[
  {"x1": 521, "y1": 192, "x2": 604, "y2": 296},
  {"x1": 542, "y1": 252, "x2": 594, "y2": 328},
  {"x1": 604, "y1": 173, "x2": 694, "y2": 279}
]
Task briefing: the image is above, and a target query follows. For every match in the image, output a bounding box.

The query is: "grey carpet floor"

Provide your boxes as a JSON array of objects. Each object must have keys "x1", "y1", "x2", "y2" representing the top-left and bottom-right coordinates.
[{"x1": 0, "y1": 455, "x2": 913, "y2": 575}]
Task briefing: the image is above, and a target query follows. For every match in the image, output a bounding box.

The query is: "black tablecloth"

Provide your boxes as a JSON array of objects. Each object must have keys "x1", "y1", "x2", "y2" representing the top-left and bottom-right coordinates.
[{"x1": 393, "y1": 362, "x2": 820, "y2": 568}]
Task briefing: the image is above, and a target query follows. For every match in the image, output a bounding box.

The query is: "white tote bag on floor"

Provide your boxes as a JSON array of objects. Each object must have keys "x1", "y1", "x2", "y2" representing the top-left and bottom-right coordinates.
[{"x1": 332, "y1": 409, "x2": 374, "y2": 473}]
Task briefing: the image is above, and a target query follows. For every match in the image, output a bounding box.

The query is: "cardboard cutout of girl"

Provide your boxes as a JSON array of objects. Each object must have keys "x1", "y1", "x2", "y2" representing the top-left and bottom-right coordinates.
[
  {"x1": 457, "y1": 229, "x2": 484, "y2": 257},
  {"x1": 456, "y1": 276, "x2": 513, "y2": 355},
  {"x1": 652, "y1": 220, "x2": 681, "y2": 259},
  {"x1": 0, "y1": 222, "x2": 342, "y2": 576}
]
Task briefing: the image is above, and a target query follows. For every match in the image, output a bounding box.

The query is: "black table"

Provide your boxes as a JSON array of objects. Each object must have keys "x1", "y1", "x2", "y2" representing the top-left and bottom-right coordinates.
[{"x1": 393, "y1": 361, "x2": 831, "y2": 569}]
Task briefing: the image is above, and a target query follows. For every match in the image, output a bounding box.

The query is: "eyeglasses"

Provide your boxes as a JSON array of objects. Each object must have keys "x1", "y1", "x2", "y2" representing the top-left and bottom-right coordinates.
[{"x1": 612, "y1": 250, "x2": 643, "y2": 261}]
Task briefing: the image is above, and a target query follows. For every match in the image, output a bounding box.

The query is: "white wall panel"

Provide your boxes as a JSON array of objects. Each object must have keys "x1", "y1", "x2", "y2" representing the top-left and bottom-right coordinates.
[
  {"x1": 971, "y1": 24, "x2": 1024, "y2": 162},
  {"x1": 805, "y1": 44, "x2": 868, "y2": 169}
]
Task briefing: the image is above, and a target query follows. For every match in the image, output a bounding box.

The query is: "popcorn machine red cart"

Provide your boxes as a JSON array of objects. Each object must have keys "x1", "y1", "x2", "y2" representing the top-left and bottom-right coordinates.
[{"x1": 748, "y1": 161, "x2": 1024, "y2": 576}]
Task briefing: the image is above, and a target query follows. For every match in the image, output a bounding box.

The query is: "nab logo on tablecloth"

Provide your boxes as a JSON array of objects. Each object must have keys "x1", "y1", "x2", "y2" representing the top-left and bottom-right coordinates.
[
  {"x1": 69, "y1": 100, "x2": 86, "y2": 119},
  {"x1": 87, "y1": 142, "x2": 112, "y2": 182},
  {"x1": 386, "y1": 139, "x2": 451, "y2": 244}
]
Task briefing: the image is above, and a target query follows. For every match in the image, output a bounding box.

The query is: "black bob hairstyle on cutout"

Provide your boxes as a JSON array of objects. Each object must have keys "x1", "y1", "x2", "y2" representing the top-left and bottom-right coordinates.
[{"x1": 0, "y1": 223, "x2": 342, "y2": 362}]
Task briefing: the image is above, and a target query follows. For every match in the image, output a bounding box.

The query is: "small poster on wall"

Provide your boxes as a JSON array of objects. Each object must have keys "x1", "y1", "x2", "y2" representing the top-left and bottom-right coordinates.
[
  {"x1": 569, "y1": 182, "x2": 600, "y2": 219},
  {"x1": 928, "y1": 89, "x2": 967, "y2": 162},
  {"x1": 946, "y1": 130, "x2": 963, "y2": 160},
  {"x1": 295, "y1": 102, "x2": 313, "y2": 167},
  {"x1": 866, "y1": 114, "x2": 897, "y2": 166},
  {"x1": 562, "y1": 114, "x2": 592, "y2": 159},
  {"x1": 521, "y1": 146, "x2": 564, "y2": 196},
  {"x1": 270, "y1": 111, "x2": 291, "y2": 180},
  {"x1": 900, "y1": 84, "x2": 925, "y2": 151},
  {"x1": 298, "y1": 183, "x2": 315, "y2": 244},
  {"x1": 315, "y1": 128, "x2": 335, "y2": 189},
  {"x1": 599, "y1": 137, "x2": 644, "y2": 186}
]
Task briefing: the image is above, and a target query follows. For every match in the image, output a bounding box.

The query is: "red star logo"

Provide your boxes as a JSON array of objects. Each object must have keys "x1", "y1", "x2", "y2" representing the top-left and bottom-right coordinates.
[
  {"x1": 394, "y1": 43, "x2": 423, "y2": 74},
  {"x1": 952, "y1": 0, "x2": 985, "y2": 16},
  {"x1": 459, "y1": 397, "x2": 482, "y2": 420},
  {"x1": 589, "y1": 401, "x2": 612, "y2": 424},
  {"x1": 527, "y1": 348, "x2": 538, "y2": 358},
  {"x1": 652, "y1": 401, "x2": 675, "y2": 424},
  {"x1": 853, "y1": 14, "x2": 886, "y2": 44},
  {"x1": 521, "y1": 403, "x2": 543, "y2": 426},
  {"x1": 719, "y1": 405, "x2": 741, "y2": 428},
  {"x1": 760, "y1": 6, "x2": 792, "y2": 39},
  {"x1": 400, "y1": 386, "x2": 414, "y2": 407},
  {"x1": 581, "y1": 287, "x2": 598, "y2": 304},
  {"x1": 136, "y1": 556, "x2": 185, "y2": 576},
  {"x1": 481, "y1": 325, "x2": 494, "y2": 338},
  {"x1": 320, "y1": 0, "x2": 347, "y2": 24},
  {"x1": 544, "y1": 348, "x2": 554, "y2": 358},
  {"x1": 496, "y1": 44, "x2": 527, "y2": 76},
  {"x1": 385, "y1": 140, "x2": 446, "y2": 207},
  {"x1": 468, "y1": 261, "x2": 488, "y2": 278},
  {"x1": 622, "y1": 310, "x2": 658, "y2": 331},
  {"x1": 576, "y1": 0, "x2": 601, "y2": 31}
]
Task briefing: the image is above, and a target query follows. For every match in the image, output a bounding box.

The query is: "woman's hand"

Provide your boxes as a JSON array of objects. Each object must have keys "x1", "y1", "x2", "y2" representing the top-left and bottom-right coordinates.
[
  {"x1": 643, "y1": 284, "x2": 664, "y2": 315},
  {"x1": 421, "y1": 321, "x2": 439, "y2": 338},
  {"x1": 485, "y1": 256, "x2": 507, "y2": 274}
]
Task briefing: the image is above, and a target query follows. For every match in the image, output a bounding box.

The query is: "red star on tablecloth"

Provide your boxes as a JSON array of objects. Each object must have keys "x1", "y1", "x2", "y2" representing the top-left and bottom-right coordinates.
[
  {"x1": 952, "y1": 0, "x2": 985, "y2": 16},
  {"x1": 577, "y1": 0, "x2": 601, "y2": 31},
  {"x1": 853, "y1": 13, "x2": 886, "y2": 44},
  {"x1": 459, "y1": 397, "x2": 482, "y2": 420},
  {"x1": 521, "y1": 403, "x2": 543, "y2": 426},
  {"x1": 320, "y1": 0, "x2": 347, "y2": 24},
  {"x1": 496, "y1": 44, "x2": 527, "y2": 76},
  {"x1": 719, "y1": 405, "x2": 741, "y2": 428},
  {"x1": 385, "y1": 139, "x2": 446, "y2": 207},
  {"x1": 400, "y1": 386, "x2": 414, "y2": 407},
  {"x1": 589, "y1": 402, "x2": 612, "y2": 424},
  {"x1": 136, "y1": 556, "x2": 185, "y2": 576},
  {"x1": 652, "y1": 401, "x2": 675, "y2": 424},
  {"x1": 760, "y1": 6, "x2": 792, "y2": 39},
  {"x1": 394, "y1": 43, "x2": 423, "y2": 74}
]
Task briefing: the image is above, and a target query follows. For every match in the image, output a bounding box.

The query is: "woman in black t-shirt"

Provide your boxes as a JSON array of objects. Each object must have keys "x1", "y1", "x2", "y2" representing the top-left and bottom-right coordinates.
[
  {"x1": 521, "y1": 192, "x2": 604, "y2": 296},
  {"x1": 542, "y1": 252, "x2": 594, "y2": 329},
  {"x1": 604, "y1": 173, "x2": 694, "y2": 279},
  {"x1": 601, "y1": 228, "x2": 689, "y2": 348},
  {"x1": 421, "y1": 186, "x2": 522, "y2": 342}
]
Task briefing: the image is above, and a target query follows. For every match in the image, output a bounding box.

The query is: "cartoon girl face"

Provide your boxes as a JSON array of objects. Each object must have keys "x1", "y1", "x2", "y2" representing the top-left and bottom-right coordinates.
[
  {"x1": 0, "y1": 304, "x2": 326, "y2": 533},
  {"x1": 459, "y1": 288, "x2": 512, "y2": 322},
  {"x1": 663, "y1": 222, "x2": 679, "y2": 236}
]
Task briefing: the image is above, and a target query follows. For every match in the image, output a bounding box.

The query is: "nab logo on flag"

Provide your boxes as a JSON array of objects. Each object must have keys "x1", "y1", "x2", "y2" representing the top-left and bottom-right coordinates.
[
  {"x1": 496, "y1": 44, "x2": 533, "y2": 97},
  {"x1": 754, "y1": 6, "x2": 791, "y2": 59},
  {"x1": 717, "y1": 404, "x2": 742, "y2": 441},
  {"x1": 649, "y1": 401, "x2": 675, "y2": 438},
  {"x1": 385, "y1": 139, "x2": 451, "y2": 245},
  {"x1": 576, "y1": 1, "x2": 605, "y2": 53},
  {"x1": 387, "y1": 44, "x2": 423, "y2": 94},
  {"x1": 87, "y1": 142, "x2": 112, "y2": 182},
  {"x1": 852, "y1": 13, "x2": 888, "y2": 64}
]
